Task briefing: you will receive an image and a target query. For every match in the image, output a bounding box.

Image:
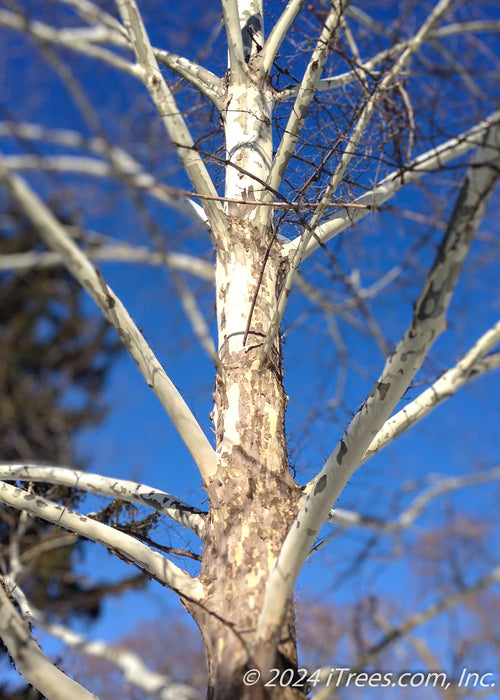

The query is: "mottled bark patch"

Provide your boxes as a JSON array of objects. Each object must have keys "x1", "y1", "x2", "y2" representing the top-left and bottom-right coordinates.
[
  {"x1": 314, "y1": 474, "x2": 327, "y2": 495},
  {"x1": 337, "y1": 438, "x2": 348, "y2": 465},
  {"x1": 377, "y1": 381, "x2": 391, "y2": 400}
]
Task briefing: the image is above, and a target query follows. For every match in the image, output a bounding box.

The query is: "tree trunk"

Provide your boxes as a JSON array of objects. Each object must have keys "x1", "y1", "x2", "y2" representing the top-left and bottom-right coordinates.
[
  {"x1": 185, "y1": 30, "x2": 305, "y2": 697},
  {"x1": 186, "y1": 228, "x2": 304, "y2": 698}
]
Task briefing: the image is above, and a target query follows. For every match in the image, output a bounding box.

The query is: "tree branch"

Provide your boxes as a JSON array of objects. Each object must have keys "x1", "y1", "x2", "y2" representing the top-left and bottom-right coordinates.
[
  {"x1": 0, "y1": 464, "x2": 206, "y2": 536},
  {"x1": 276, "y1": 66, "x2": 379, "y2": 102},
  {"x1": 277, "y1": 17, "x2": 500, "y2": 102},
  {"x1": 0, "y1": 244, "x2": 214, "y2": 281},
  {"x1": 260, "y1": 0, "x2": 455, "y2": 366},
  {"x1": 266, "y1": 1, "x2": 345, "y2": 197},
  {"x1": 0, "y1": 481, "x2": 204, "y2": 600},
  {"x1": 257, "y1": 118, "x2": 500, "y2": 643},
  {"x1": 0, "y1": 8, "x2": 139, "y2": 76},
  {"x1": 0, "y1": 7, "x2": 222, "y2": 106},
  {"x1": 309, "y1": 322, "x2": 500, "y2": 518},
  {"x1": 57, "y1": 0, "x2": 126, "y2": 34},
  {"x1": 115, "y1": 0, "x2": 226, "y2": 233},
  {"x1": 29, "y1": 605, "x2": 203, "y2": 700},
  {"x1": 0, "y1": 159, "x2": 218, "y2": 481},
  {"x1": 325, "y1": 466, "x2": 500, "y2": 532},
  {"x1": 221, "y1": 0, "x2": 247, "y2": 81},
  {"x1": 0, "y1": 121, "x2": 212, "y2": 228},
  {"x1": 260, "y1": 0, "x2": 305, "y2": 77},
  {"x1": 356, "y1": 564, "x2": 500, "y2": 669},
  {"x1": 310, "y1": 561, "x2": 500, "y2": 700},
  {"x1": 154, "y1": 49, "x2": 222, "y2": 106},
  {"x1": 282, "y1": 109, "x2": 500, "y2": 259},
  {"x1": 0, "y1": 582, "x2": 99, "y2": 700},
  {"x1": 363, "y1": 323, "x2": 500, "y2": 462}
]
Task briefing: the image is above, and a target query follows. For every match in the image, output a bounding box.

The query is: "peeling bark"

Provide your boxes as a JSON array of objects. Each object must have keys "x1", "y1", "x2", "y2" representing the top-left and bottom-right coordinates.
[
  {"x1": 184, "y1": 21, "x2": 305, "y2": 694},
  {"x1": 189, "y1": 220, "x2": 303, "y2": 699}
]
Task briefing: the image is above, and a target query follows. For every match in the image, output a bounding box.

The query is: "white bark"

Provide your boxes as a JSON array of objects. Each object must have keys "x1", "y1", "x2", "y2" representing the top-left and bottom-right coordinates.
[
  {"x1": 283, "y1": 109, "x2": 500, "y2": 259},
  {"x1": 0, "y1": 245, "x2": 213, "y2": 280},
  {"x1": 0, "y1": 464, "x2": 206, "y2": 535},
  {"x1": 0, "y1": 8, "x2": 138, "y2": 76},
  {"x1": 221, "y1": 0, "x2": 247, "y2": 80},
  {"x1": 154, "y1": 49, "x2": 222, "y2": 106},
  {"x1": 260, "y1": 0, "x2": 305, "y2": 76},
  {"x1": 325, "y1": 466, "x2": 500, "y2": 532},
  {"x1": 0, "y1": 158, "x2": 217, "y2": 481},
  {"x1": 115, "y1": 0, "x2": 226, "y2": 233},
  {"x1": 266, "y1": 1, "x2": 344, "y2": 196},
  {"x1": 260, "y1": 0, "x2": 455, "y2": 364},
  {"x1": 0, "y1": 481, "x2": 204, "y2": 600},
  {"x1": 0, "y1": 583, "x2": 99, "y2": 700},
  {"x1": 276, "y1": 67, "x2": 379, "y2": 102},
  {"x1": 363, "y1": 321, "x2": 500, "y2": 462},
  {"x1": 257, "y1": 119, "x2": 500, "y2": 642},
  {"x1": 29, "y1": 606, "x2": 202, "y2": 700}
]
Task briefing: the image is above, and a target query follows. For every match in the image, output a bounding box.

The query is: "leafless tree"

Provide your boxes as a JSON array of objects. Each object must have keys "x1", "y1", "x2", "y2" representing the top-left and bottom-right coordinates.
[{"x1": 0, "y1": 1, "x2": 499, "y2": 699}]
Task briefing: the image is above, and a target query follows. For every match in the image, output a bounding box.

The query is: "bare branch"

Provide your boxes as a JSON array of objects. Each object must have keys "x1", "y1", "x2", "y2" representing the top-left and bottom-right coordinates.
[
  {"x1": 29, "y1": 605, "x2": 202, "y2": 700},
  {"x1": 0, "y1": 481, "x2": 204, "y2": 600},
  {"x1": 221, "y1": 0, "x2": 247, "y2": 81},
  {"x1": 437, "y1": 19, "x2": 500, "y2": 37},
  {"x1": 0, "y1": 582, "x2": 99, "y2": 700},
  {"x1": 1, "y1": 127, "x2": 219, "y2": 378},
  {"x1": 260, "y1": 0, "x2": 454, "y2": 366},
  {"x1": 283, "y1": 109, "x2": 500, "y2": 258},
  {"x1": 326, "y1": 466, "x2": 500, "y2": 532},
  {"x1": 260, "y1": 0, "x2": 305, "y2": 77},
  {"x1": 153, "y1": 49, "x2": 222, "y2": 106},
  {"x1": 276, "y1": 67, "x2": 378, "y2": 102},
  {"x1": 257, "y1": 118, "x2": 500, "y2": 643},
  {"x1": 0, "y1": 244, "x2": 214, "y2": 280},
  {"x1": 364, "y1": 322, "x2": 500, "y2": 462},
  {"x1": 348, "y1": 4, "x2": 500, "y2": 44},
  {"x1": 0, "y1": 8, "x2": 139, "y2": 76},
  {"x1": 115, "y1": 0, "x2": 225, "y2": 233},
  {"x1": 357, "y1": 564, "x2": 500, "y2": 668},
  {"x1": 57, "y1": 0, "x2": 125, "y2": 33},
  {"x1": 281, "y1": 16, "x2": 500, "y2": 102},
  {"x1": 0, "y1": 464, "x2": 206, "y2": 536},
  {"x1": 0, "y1": 6, "x2": 222, "y2": 105},
  {"x1": 266, "y1": 1, "x2": 344, "y2": 197},
  {"x1": 0, "y1": 159, "x2": 217, "y2": 480},
  {"x1": 310, "y1": 561, "x2": 500, "y2": 700},
  {"x1": 0, "y1": 122, "x2": 212, "y2": 228},
  {"x1": 62, "y1": 0, "x2": 222, "y2": 102},
  {"x1": 170, "y1": 271, "x2": 221, "y2": 369},
  {"x1": 309, "y1": 322, "x2": 500, "y2": 522}
]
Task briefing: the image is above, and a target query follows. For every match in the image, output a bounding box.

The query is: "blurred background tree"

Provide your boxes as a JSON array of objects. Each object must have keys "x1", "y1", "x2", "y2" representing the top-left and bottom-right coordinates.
[{"x1": 0, "y1": 201, "x2": 141, "y2": 698}]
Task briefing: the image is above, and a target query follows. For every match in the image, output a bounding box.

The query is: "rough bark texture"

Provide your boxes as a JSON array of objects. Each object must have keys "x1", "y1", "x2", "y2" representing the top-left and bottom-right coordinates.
[
  {"x1": 186, "y1": 225, "x2": 304, "y2": 699},
  {"x1": 185, "y1": 31, "x2": 305, "y2": 695}
]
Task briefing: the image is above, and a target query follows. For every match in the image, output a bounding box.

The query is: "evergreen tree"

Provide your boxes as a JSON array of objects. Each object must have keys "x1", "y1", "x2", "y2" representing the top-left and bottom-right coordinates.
[{"x1": 0, "y1": 202, "x2": 125, "y2": 697}]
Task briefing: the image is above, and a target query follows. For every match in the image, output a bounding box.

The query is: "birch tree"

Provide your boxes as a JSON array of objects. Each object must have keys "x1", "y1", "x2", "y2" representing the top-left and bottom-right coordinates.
[{"x1": 0, "y1": 1, "x2": 499, "y2": 699}]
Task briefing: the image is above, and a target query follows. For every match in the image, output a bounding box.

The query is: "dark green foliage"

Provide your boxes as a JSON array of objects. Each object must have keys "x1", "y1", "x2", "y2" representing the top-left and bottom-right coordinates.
[
  {"x1": 0, "y1": 211, "x2": 118, "y2": 464},
  {"x1": 0, "y1": 202, "x2": 129, "y2": 696},
  {"x1": 0, "y1": 683, "x2": 44, "y2": 700}
]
